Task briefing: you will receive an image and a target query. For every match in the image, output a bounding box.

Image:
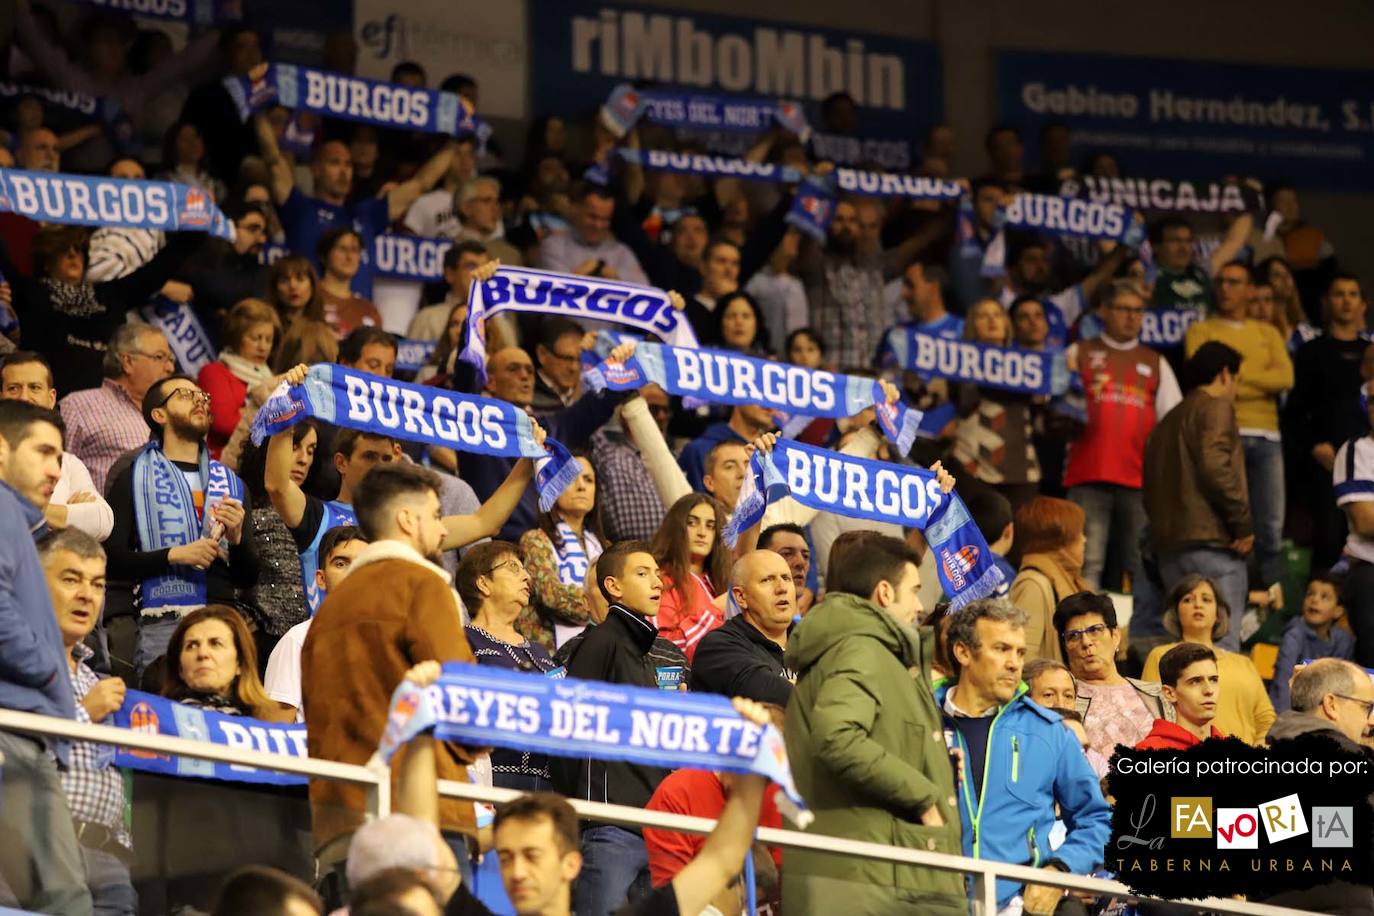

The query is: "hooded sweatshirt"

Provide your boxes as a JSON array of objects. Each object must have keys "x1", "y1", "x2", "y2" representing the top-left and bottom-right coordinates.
[{"x1": 1135, "y1": 718, "x2": 1225, "y2": 750}]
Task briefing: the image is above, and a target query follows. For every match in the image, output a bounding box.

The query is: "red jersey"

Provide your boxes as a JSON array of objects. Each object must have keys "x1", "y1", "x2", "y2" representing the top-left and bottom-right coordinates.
[
  {"x1": 644, "y1": 768, "x2": 783, "y2": 888},
  {"x1": 1064, "y1": 339, "x2": 1162, "y2": 489}
]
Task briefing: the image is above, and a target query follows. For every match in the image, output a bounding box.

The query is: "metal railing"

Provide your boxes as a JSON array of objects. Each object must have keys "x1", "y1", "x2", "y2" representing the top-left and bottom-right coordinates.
[{"x1": 0, "y1": 709, "x2": 1310, "y2": 916}]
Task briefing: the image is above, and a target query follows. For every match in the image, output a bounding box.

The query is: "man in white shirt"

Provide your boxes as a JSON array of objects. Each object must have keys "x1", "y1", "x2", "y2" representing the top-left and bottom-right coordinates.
[
  {"x1": 1, "y1": 353, "x2": 113, "y2": 540},
  {"x1": 537, "y1": 183, "x2": 648, "y2": 287},
  {"x1": 402, "y1": 136, "x2": 478, "y2": 240},
  {"x1": 263, "y1": 525, "x2": 368, "y2": 721}
]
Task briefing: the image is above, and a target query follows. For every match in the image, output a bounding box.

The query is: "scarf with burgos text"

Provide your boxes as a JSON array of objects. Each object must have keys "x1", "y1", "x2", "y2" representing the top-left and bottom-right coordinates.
[
  {"x1": 67, "y1": 0, "x2": 235, "y2": 25},
  {"x1": 223, "y1": 63, "x2": 483, "y2": 137},
  {"x1": 883, "y1": 328, "x2": 1071, "y2": 397},
  {"x1": 599, "y1": 83, "x2": 810, "y2": 141},
  {"x1": 724, "y1": 438, "x2": 1004, "y2": 608},
  {"x1": 133, "y1": 441, "x2": 244, "y2": 616},
  {"x1": 581, "y1": 334, "x2": 920, "y2": 454},
  {"x1": 372, "y1": 661, "x2": 814, "y2": 827},
  {"x1": 249, "y1": 363, "x2": 580, "y2": 510},
  {"x1": 460, "y1": 266, "x2": 700, "y2": 385},
  {"x1": 0, "y1": 168, "x2": 233, "y2": 239},
  {"x1": 264, "y1": 234, "x2": 453, "y2": 285}
]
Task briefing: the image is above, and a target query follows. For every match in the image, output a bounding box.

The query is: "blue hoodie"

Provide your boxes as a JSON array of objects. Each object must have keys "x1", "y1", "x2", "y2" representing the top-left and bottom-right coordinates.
[
  {"x1": 0, "y1": 479, "x2": 76, "y2": 763},
  {"x1": 935, "y1": 680, "x2": 1112, "y2": 909}
]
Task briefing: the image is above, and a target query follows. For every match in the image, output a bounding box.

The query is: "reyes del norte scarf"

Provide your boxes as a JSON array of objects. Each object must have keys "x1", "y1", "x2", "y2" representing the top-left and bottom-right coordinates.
[
  {"x1": 132, "y1": 441, "x2": 244, "y2": 616},
  {"x1": 600, "y1": 83, "x2": 810, "y2": 141},
  {"x1": 224, "y1": 63, "x2": 483, "y2": 137},
  {"x1": 373, "y1": 661, "x2": 813, "y2": 826},
  {"x1": 114, "y1": 689, "x2": 307, "y2": 786},
  {"x1": 141, "y1": 294, "x2": 216, "y2": 376},
  {"x1": 0, "y1": 168, "x2": 233, "y2": 239},
  {"x1": 723, "y1": 438, "x2": 1005, "y2": 608},
  {"x1": 461, "y1": 266, "x2": 701, "y2": 385},
  {"x1": 882, "y1": 327, "x2": 1071, "y2": 397},
  {"x1": 581, "y1": 334, "x2": 920, "y2": 454},
  {"x1": 249, "y1": 363, "x2": 580, "y2": 510}
]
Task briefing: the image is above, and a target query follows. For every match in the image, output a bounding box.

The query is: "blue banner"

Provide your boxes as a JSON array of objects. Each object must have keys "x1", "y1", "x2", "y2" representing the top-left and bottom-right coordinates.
[
  {"x1": 141, "y1": 296, "x2": 215, "y2": 376},
  {"x1": 113, "y1": 689, "x2": 307, "y2": 786},
  {"x1": 1079, "y1": 307, "x2": 1203, "y2": 349},
  {"x1": 835, "y1": 168, "x2": 964, "y2": 201},
  {"x1": 997, "y1": 50, "x2": 1374, "y2": 192},
  {"x1": 785, "y1": 175, "x2": 836, "y2": 242},
  {"x1": 601, "y1": 84, "x2": 810, "y2": 140},
  {"x1": 529, "y1": 0, "x2": 942, "y2": 148},
  {"x1": 264, "y1": 233, "x2": 452, "y2": 284},
  {"x1": 883, "y1": 328, "x2": 1071, "y2": 397},
  {"x1": 617, "y1": 148, "x2": 803, "y2": 184},
  {"x1": 395, "y1": 338, "x2": 438, "y2": 374},
  {"x1": 723, "y1": 439, "x2": 1005, "y2": 608},
  {"x1": 1001, "y1": 192, "x2": 1146, "y2": 246},
  {"x1": 374, "y1": 662, "x2": 812, "y2": 823},
  {"x1": 0, "y1": 169, "x2": 233, "y2": 239}
]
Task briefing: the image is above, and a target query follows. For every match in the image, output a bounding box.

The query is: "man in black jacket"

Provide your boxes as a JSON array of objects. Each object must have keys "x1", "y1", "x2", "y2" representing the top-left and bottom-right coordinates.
[
  {"x1": 691, "y1": 550, "x2": 795, "y2": 707},
  {"x1": 550, "y1": 540, "x2": 667, "y2": 916}
]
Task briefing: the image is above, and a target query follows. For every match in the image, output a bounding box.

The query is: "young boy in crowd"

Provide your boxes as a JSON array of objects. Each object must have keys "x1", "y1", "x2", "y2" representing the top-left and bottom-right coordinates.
[
  {"x1": 1271, "y1": 571, "x2": 1356, "y2": 711},
  {"x1": 1136, "y1": 643, "x2": 1226, "y2": 750}
]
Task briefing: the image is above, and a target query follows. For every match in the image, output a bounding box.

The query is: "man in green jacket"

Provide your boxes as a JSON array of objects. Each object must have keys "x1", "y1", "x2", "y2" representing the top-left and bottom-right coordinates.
[{"x1": 783, "y1": 531, "x2": 967, "y2": 915}]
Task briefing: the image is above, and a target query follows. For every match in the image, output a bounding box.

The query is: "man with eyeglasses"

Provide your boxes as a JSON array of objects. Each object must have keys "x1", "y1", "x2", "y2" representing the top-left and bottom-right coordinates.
[
  {"x1": 531, "y1": 317, "x2": 586, "y2": 412},
  {"x1": 59, "y1": 322, "x2": 176, "y2": 494},
  {"x1": 175, "y1": 199, "x2": 271, "y2": 332},
  {"x1": 1063, "y1": 282, "x2": 1182, "y2": 591},
  {"x1": 456, "y1": 175, "x2": 523, "y2": 268},
  {"x1": 104, "y1": 374, "x2": 258, "y2": 676}
]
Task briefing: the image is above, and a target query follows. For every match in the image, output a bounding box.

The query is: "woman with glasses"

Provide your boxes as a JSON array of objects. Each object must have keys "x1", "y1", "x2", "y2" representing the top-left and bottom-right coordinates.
[
  {"x1": 1010, "y1": 496, "x2": 1090, "y2": 664},
  {"x1": 517, "y1": 454, "x2": 605, "y2": 653},
  {"x1": 1139, "y1": 574, "x2": 1276, "y2": 745},
  {"x1": 455, "y1": 542, "x2": 556, "y2": 792},
  {"x1": 1052, "y1": 591, "x2": 1173, "y2": 762}
]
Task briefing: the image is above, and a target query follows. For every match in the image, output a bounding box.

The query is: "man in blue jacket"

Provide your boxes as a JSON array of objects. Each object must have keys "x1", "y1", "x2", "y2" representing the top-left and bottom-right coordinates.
[
  {"x1": 0, "y1": 400, "x2": 93, "y2": 915},
  {"x1": 936, "y1": 597, "x2": 1111, "y2": 915}
]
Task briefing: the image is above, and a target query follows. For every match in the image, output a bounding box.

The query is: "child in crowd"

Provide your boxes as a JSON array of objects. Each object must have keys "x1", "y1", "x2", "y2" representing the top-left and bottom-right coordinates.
[{"x1": 1271, "y1": 571, "x2": 1356, "y2": 711}]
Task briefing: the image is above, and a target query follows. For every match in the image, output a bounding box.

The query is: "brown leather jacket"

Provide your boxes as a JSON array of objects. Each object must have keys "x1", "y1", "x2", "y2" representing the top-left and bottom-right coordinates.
[
  {"x1": 302, "y1": 540, "x2": 477, "y2": 852},
  {"x1": 1143, "y1": 389, "x2": 1252, "y2": 552}
]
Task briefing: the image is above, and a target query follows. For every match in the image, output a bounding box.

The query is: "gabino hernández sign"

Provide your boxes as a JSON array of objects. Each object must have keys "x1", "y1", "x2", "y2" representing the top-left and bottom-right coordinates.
[{"x1": 1107, "y1": 735, "x2": 1372, "y2": 899}]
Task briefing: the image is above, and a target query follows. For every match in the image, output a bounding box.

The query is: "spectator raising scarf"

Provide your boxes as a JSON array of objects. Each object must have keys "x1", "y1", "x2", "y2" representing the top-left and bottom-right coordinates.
[
  {"x1": 132, "y1": 441, "x2": 245, "y2": 616},
  {"x1": 372, "y1": 662, "x2": 814, "y2": 827},
  {"x1": 264, "y1": 234, "x2": 453, "y2": 284},
  {"x1": 883, "y1": 328, "x2": 1072, "y2": 397},
  {"x1": 0, "y1": 81, "x2": 135, "y2": 149},
  {"x1": 141, "y1": 294, "x2": 216, "y2": 375},
  {"x1": 249, "y1": 363, "x2": 580, "y2": 510},
  {"x1": 223, "y1": 63, "x2": 483, "y2": 137},
  {"x1": 723, "y1": 438, "x2": 1005, "y2": 608},
  {"x1": 66, "y1": 0, "x2": 236, "y2": 26},
  {"x1": 599, "y1": 83, "x2": 811, "y2": 140},
  {"x1": 785, "y1": 175, "x2": 837, "y2": 242},
  {"x1": 617, "y1": 147, "x2": 804, "y2": 184},
  {"x1": 581, "y1": 334, "x2": 920, "y2": 454},
  {"x1": 1000, "y1": 191, "x2": 1147, "y2": 246},
  {"x1": 461, "y1": 266, "x2": 701, "y2": 384},
  {"x1": 0, "y1": 168, "x2": 234, "y2": 239},
  {"x1": 113, "y1": 690, "x2": 307, "y2": 786}
]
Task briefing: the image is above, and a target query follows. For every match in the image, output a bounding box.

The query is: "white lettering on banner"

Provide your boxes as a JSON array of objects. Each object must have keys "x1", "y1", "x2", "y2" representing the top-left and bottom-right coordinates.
[
  {"x1": 1148, "y1": 91, "x2": 1327, "y2": 131},
  {"x1": 783, "y1": 448, "x2": 942, "y2": 522},
  {"x1": 6, "y1": 174, "x2": 170, "y2": 225},
  {"x1": 1021, "y1": 82, "x2": 1139, "y2": 119},
  {"x1": 91, "y1": 0, "x2": 189, "y2": 15},
  {"x1": 669, "y1": 349, "x2": 836, "y2": 410},
  {"x1": 1141, "y1": 309, "x2": 1202, "y2": 346},
  {"x1": 645, "y1": 149, "x2": 781, "y2": 178},
  {"x1": 835, "y1": 168, "x2": 961, "y2": 198},
  {"x1": 301, "y1": 69, "x2": 431, "y2": 128},
  {"x1": 430, "y1": 685, "x2": 542, "y2": 734},
  {"x1": 480, "y1": 275, "x2": 683, "y2": 339},
  {"x1": 571, "y1": 10, "x2": 904, "y2": 109},
  {"x1": 217, "y1": 720, "x2": 308, "y2": 773},
  {"x1": 374, "y1": 235, "x2": 452, "y2": 278},
  {"x1": 342, "y1": 376, "x2": 510, "y2": 450},
  {"x1": 911, "y1": 335, "x2": 1046, "y2": 391},
  {"x1": 1005, "y1": 194, "x2": 1126, "y2": 240}
]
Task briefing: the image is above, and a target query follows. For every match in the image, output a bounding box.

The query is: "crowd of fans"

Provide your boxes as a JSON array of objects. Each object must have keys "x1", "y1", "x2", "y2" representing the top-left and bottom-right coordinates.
[{"x1": 0, "y1": 5, "x2": 1373, "y2": 916}]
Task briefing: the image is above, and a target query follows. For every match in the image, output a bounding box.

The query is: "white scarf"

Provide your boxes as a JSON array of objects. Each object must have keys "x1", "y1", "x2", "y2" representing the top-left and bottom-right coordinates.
[{"x1": 220, "y1": 351, "x2": 275, "y2": 388}]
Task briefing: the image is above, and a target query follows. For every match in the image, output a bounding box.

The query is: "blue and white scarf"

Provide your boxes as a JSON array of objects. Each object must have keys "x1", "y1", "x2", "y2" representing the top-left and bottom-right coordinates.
[
  {"x1": 834, "y1": 168, "x2": 964, "y2": 201},
  {"x1": 600, "y1": 83, "x2": 810, "y2": 141},
  {"x1": 264, "y1": 233, "x2": 453, "y2": 284},
  {"x1": 582, "y1": 335, "x2": 919, "y2": 454},
  {"x1": 554, "y1": 521, "x2": 601, "y2": 588},
  {"x1": 0, "y1": 168, "x2": 233, "y2": 239},
  {"x1": 882, "y1": 328, "x2": 1071, "y2": 397},
  {"x1": 461, "y1": 266, "x2": 700, "y2": 385},
  {"x1": 785, "y1": 175, "x2": 836, "y2": 243},
  {"x1": 1078, "y1": 308, "x2": 1202, "y2": 349},
  {"x1": 1000, "y1": 192, "x2": 1146, "y2": 246},
  {"x1": 132, "y1": 441, "x2": 244, "y2": 616},
  {"x1": 617, "y1": 148, "x2": 803, "y2": 184},
  {"x1": 394, "y1": 338, "x2": 439, "y2": 374},
  {"x1": 249, "y1": 364, "x2": 580, "y2": 510},
  {"x1": 67, "y1": 0, "x2": 234, "y2": 26},
  {"x1": 374, "y1": 661, "x2": 813, "y2": 825},
  {"x1": 1058, "y1": 176, "x2": 1264, "y2": 215},
  {"x1": 141, "y1": 295, "x2": 215, "y2": 376},
  {"x1": 723, "y1": 439, "x2": 1005, "y2": 608},
  {"x1": 113, "y1": 690, "x2": 307, "y2": 786},
  {"x1": 224, "y1": 64, "x2": 483, "y2": 137}
]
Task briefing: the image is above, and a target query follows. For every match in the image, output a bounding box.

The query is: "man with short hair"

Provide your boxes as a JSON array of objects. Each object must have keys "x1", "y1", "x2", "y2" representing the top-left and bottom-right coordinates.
[
  {"x1": 1136, "y1": 643, "x2": 1225, "y2": 749},
  {"x1": 949, "y1": 178, "x2": 1006, "y2": 312},
  {"x1": 998, "y1": 235, "x2": 1125, "y2": 349},
  {"x1": 1065, "y1": 283, "x2": 1181, "y2": 589},
  {"x1": 701, "y1": 440, "x2": 748, "y2": 510},
  {"x1": 1151, "y1": 213, "x2": 1253, "y2": 316},
  {"x1": 456, "y1": 175, "x2": 522, "y2": 266},
  {"x1": 538, "y1": 183, "x2": 649, "y2": 286},
  {"x1": 1143, "y1": 342, "x2": 1252, "y2": 651},
  {"x1": 684, "y1": 238, "x2": 741, "y2": 340},
  {"x1": 104, "y1": 374, "x2": 257, "y2": 674},
  {"x1": 0, "y1": 401, "x2": 92, "y2": 915},
  {"x1": 531, "y1": 317, "x2": 586, "y2": 412},
  {"x1": 405, "y1": 241, "x2": 489, "y2": 342},
  {"x1": 758, "y1": 523, "x2": 813, "y2": 614},
  {"x1": 678, "y1": 405, "x2": 775, "y2": 494},
  {"x1": 59, "y1": 322, "x2": 174, "y2": 493},
  {"x1": 783, "y1": 533, "x2": 966, "y2": 915},
  {"x1": 691, "y1": 550, "x2": 795, "y2": 706},
  {"x1": 1186, "y1": 261, "x2": 1293, "y2": 599},
  {"x1": 938, "y1": 598, "x2": 1112, "y2": 915},
  {"x1": 798, "y1": 199, "x2": 886, "y2": 373},
  {"x1": 263, "y1": 526, "x2": 367, "y2": 721},
  {"x1": 39, "y1": 529, "x2": 136, "y2": 913},
  {"x1": 2, "y1": 352, "x2": 112, "y2": 539}
]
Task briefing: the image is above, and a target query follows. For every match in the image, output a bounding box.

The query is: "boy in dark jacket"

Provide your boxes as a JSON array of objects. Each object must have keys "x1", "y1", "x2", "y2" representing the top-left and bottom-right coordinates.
[{"x1": 1272, "y1": 571, "x2": 1355, "y2": 711}]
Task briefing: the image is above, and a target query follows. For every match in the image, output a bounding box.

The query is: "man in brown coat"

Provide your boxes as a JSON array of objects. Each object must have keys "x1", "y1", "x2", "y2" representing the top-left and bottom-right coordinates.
[{"x1": 1142, "y1": 341, "x2": 1253, "y2": 653}]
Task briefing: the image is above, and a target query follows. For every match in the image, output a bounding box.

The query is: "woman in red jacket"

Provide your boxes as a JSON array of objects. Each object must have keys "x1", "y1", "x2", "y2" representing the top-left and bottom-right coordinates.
[
  {"x1": 198, "y1": 298, "x2": 282, "y2": 458},
  {"x1": 651, "y1": 493, "x2": 731, "y2": 663}
]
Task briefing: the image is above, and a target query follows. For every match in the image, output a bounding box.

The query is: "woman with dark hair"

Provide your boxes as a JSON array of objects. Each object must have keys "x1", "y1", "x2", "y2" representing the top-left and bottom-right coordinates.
[
  {"x1": 414, "y1": 300, "x2": 468, "y2": 388},
  {"x1": 652, "y1": 493, "x2": 731, "y2": 662},
  {"x1": 1010, "y1": 496, "x2": 1090, "y2": 663},
  {"x1": 316, "y1": 228, "x2": 383, "y2": 336},
  {"x1": 785, "y1": 327, "x2": 826, "y2": 370},
  {"x1": 517, "y1": 455, "x2": 606, "y2": 653},
  {"x1": 267, "y1": 254, "x2": 329, "y2": 326},
  {"x1": 707, "y1": 290, "x2": 770, "y2": 357},
  {"x1": 160, "y1": 604, "x2": 289, "y2": 721},
  {"x1": 1141, "y1": 574, "x2": 1275, "y2": 744},
  {"x1": 159, "y1": 119, "x2": 226, "y2": 202}
]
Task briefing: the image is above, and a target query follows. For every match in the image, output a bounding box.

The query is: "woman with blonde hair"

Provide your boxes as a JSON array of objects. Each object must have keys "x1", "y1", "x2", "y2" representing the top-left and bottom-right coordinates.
[
  {"x1": 198, "y1": 298, "x2": 282, "y2": 458},
  {"x1": 1010, "y1": 496, "x2": 1091, "y2": 662}
]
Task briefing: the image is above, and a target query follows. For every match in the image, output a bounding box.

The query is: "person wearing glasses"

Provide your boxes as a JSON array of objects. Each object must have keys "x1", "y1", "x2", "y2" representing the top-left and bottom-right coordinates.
[
  {"x1": 104, "y1": 374, "x2": 259, "y2": 678},
  {"x1": 455, "y1": 541, "x2": 558, "y2": 792},
  {"x1": 1052, "y1": 591, "x2": 1175, "y2": 763},
  {"x1": 531, "y1": 317, "x2": 587, "y2": 412}
]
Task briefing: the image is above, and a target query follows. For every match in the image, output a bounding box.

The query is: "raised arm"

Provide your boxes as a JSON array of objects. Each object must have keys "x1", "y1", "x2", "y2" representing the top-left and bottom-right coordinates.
[
  {"x1": 387, "y1": 141, "x2": 460, "y2": 221},
  {"x1": 1208, "y1": 212, "x2": 1254, "y2": 277},
  {"x1": 441, "y1": 456, "x2": 535, "y2": 548},
  {"x1": 253, "y1": 112, "x2": 295, "y2": 206}
]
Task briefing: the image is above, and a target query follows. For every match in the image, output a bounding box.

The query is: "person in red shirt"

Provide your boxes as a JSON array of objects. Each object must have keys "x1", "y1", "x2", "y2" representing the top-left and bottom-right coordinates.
[
  {"x1": 1135, "y1": 643, "x2": 1226, "y2": 750},
  {"x1": 197, "y1": 299, "x2": 281, "y2": 458},
  {"x1": 643, "y1": 767, "x2": 784, "y2": 890}
]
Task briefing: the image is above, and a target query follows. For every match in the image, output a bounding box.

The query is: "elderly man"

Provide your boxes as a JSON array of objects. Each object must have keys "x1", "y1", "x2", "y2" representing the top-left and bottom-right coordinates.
[
  {"x1": 59, "y1": 322, "x2": 172, "y2": 493},
  {"x1": 691, "y1": 550, "x2": 796, "y2": 707},
  {"x1": 456, "y1": 175, "x2": 522, "y2": 266}
]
